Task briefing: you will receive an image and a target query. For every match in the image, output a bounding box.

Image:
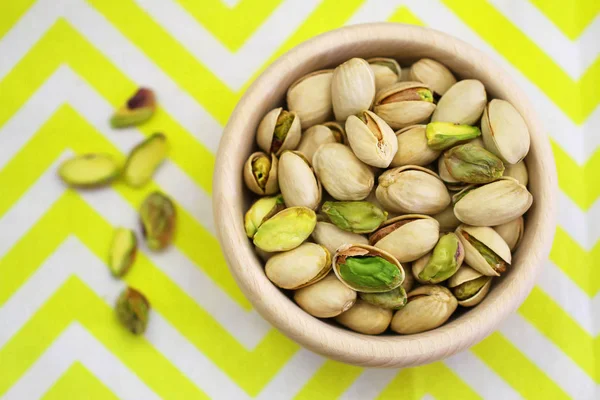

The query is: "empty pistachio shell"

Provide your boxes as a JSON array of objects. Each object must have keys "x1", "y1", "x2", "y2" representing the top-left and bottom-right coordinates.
[
  {"x1": 481, "y1": 99, "x2": 530, "y2": 164},
  {"x1": 390, "y1": 285, "x2": 457, "y2": 334},
  {"x1": 278, "y1": 151, "x2": 322, "y2": 210},
  {"x1": 432, "y1": 79, "x2": 487, "y2": 125},
  {"x1": 448, "y1": 266, "x2": 492, "y2": 307},
  {"x1": 503, "y1": 160, "x2": 528, "y2": 186},
  {"x1": 312, "y1": 143, "x2": 374, "y2": 200},
  {"x1": 140, "y1": 191, "x2": 176, "y2": 251},
  {"x1": 391, "y1": 125, "x2": 440, "y2": 167},
  {"x1": 370, "y1": 215, "x2": 440, "y2": 263},
  {"x1": 332, "y1": 58, "x2": 376, "y2": 121},
  {"x1": 244, "y1": 194, "x2": 285, "y2": 238},
  {"x1": 297, "y1": 124, "x2": 344, "y2": 164},
  {"x1": 243, "y1": 152, "x2": 279, "y2": 195},
  {"x1": 294, "y1": 273, "x2": 356, "y2": 318},
  {"x1": 321, "y1": 201, "x2": 387, "y2": 234},
  {"x1": 373, "y1": 81, "x2": 436, "y2": 129},
  {"x1": 453, "y1": 177, "x2": 533, "y2": 226},
  {"x1": 265, "y1": 243, "x2": 331, "y2": 289},
  {"x1": 58, "y1": 154, "x2": 120, "y2": 187},
  {"x1": 345, "y1": 110, "x2": 398, "y2": 168},
  {"x1": 425, "y1": 122, "x2": 481, "y2": 151},
  {"x1": 116, "y1": 287, "x2": 150, "y2": 335},
  {"x1": 253, "y1": 207, "x2": 316, "y2": 252},
  {"x1": 368, "y1": 57, "x2": 401, "y2": 92},
  {"x1": 443, "y1": 144, "x2": 505, "y2": 184},
  {"x1": 409, "y1": 58, "x2": 457, "y2": 96},
  {"x1": 108, "y1": 227, "x2": 137, "y2": 277},
  {"x1": 414, "y1": 233, "x2": 464, "y2": 284},
  {"x1": 376, "y1": 165, "x2": 451, "y2": 214},
  {"x1": 287, "y1": 69, "x2": 333, "y2": 128},
  {"x1": 311, "y1": 221, "x2": 369, "y2": 255},
  {"x1": 359, "y1": 286, "x2": 407, "y2": 310},
  {"x1": 456, "y1": 225, "x2": 511, "y2": 276},
  {"x1": 432, "y1": 205, "x2": 461, "y2": 232},
  {"x1": 111, "y1": 88, "x2": 156, "y2": 128},
  {"x1": 335, "y1": 299, "x2": 393, "y2": 334},
  {"x1": 333, "y1": 244, "x2": 404, "y2": 293},
  {"x1": 123, "y1": 133, "x2": 168, "y2": 188},
  {"x1": 257, "y1": 108, "x2": 301, "y2": 156},
  {"x1": 494, "y1": 216, "x2": 524, "y2": 251}
]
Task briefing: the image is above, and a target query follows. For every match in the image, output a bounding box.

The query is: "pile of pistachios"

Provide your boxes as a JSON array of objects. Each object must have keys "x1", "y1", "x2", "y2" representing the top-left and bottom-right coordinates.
[{"x1": 243, "y1": 57, "x2": 532, "y2": 335}]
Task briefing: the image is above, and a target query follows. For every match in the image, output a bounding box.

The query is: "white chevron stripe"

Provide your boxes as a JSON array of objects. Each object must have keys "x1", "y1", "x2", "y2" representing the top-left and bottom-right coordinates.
[
  {"x1": 2, "y1": 324, "x2": 159, "y2": 400},
  {"x1": 339, "y1": 368, "x2": 399, "y2": 400}
]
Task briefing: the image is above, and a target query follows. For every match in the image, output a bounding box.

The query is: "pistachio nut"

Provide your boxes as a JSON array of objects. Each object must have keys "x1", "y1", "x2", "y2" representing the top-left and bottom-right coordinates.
[
  {"x1": 255, "y1": 246, "x2": 275, "y2": 262},
  {"x1": 448, "y1": 266, "x2": 492, "y2": 307},
  {"x1": 345, "y1": 110, "x2": 398, "y2": 168},
  {"x1": 402, "y1": 268, "x2": 415, "y2": 292},
  {"x1": 409, "y1": 58, "x2": 457, "y2": 96},
  {"x1": 367, "y1": 57, "x2": 401, "y2": 92},
  {"x1": 391, "y1": 125, "x2": 440, "y2": 167},
  {"x1": 432, "y1": 79, "x2": 487, "y2": 125},
  {"x1": 413, "y1": 233, "x2": 464, "y2": 284},
  {"x1": 494, "y1": 216, "x2": 524, "y2": 251},
  {"x1": 456, "y1": 225, "x2": 511, "y2": 276},
  {"x1": 108, "y1": 227, "x2": 137, "y2": 277},
  {"x1": 296, "y1": 123, "x2": 344, "y2": 164},
  {"x1": 333, "y1": 244, "x2": 404, "y2": 293},
  {"x1": 390, "y1": 285, "x2": 457, "y2": 334},
  {"x1": 123, "y1": 133, "x2": 168, "y2": 188},
  {"x1": 451, "y1": 184, "x2": 478, "y2": 205},
  {"x1": 243, "y1": 152, "x2": 279, "y2": 195},
  {"x1": 287, "y1": 69, "x2": 333, "y2": 128},
  {"x1": 311, "y1": 221, "x2": 368, "y2": 255},
  {"x1": 58, "y1": 153, "x2": 120, "y2": 188},
  {"x1": 111, "y1": 87, "x2": 156, "y2": 128},
  {"x1": 359, "y1": 286, "x2": 407, "y2": 310},
  {"x1": 116, "y1": 287, "x2": 150, "y2": 335},
  {"x1": 425, "y1": 122, "x2": 481, "y2": 151},
  {"x1": 294, "y1": 273, "x2": 357, "y2": 318},
  {"x1": 453, "y1": 177, "x2": 533, "y2": 226},
  {"x1": 265, "y1": 243, "x2": 331, "y2": 289},
  {"x1": 140, "y1": 192, "x2": 176, "y2": 251},
  {"x1": 373, "y1": 81, "x2": 436, "y2": 129},
  {"x1": 335, "y1": 299, "x2": 393, "y2": 334},
  {"x1": 481, "y1": 99, "x2": 530, "y2": 164},
  {"x1": 375, "y1": 165, "x2": 451, "y2": 214},
  {"x1": 312, "y1": 143, "x2": 374, "y2": 200},
  {"x1": 331, "y1": 58, "x2": 376, "y2": 121},
  {"x1": 437, "y1": 155, "x2": 469, "y2": 192},
  {"x1": 244, "y1": 194, "x2": 285, "y2": 238},
  {"x1": 432, "y1": 205, "x2": 461, "y2": 232},
  {"x1": 256, "y1": 107, "x2": 301, "y2": 156},
  {"x1": 443, "y1": 143, "x2": 505, "y2": 184},
  {"x1": 468, "y1": 136, "x2": 485, "y2": 148},
  {"x1": 503, "y1": 160, "x2": 528, "y2": 186},
  {"x1": 253, "y1": 206, "x2": 316, "y2": 252},
  {"x1": 278, "y1": 151, "x2": 322, "y2": 210},
  {"x1": 370, "y1": 215, "x2": 440, "y2": 262},
  {"x1": 321, "y1": 201, "x2": 387, "y2": 234}
]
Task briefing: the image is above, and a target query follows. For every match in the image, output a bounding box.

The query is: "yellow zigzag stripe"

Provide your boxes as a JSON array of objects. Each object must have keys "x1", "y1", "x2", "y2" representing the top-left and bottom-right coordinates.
[
  {"x1": 530, "y1": 0, "x2": 600, "y2": 40},
  {"x1": 42, "y1": 363, "x2": 118, "y2": 400},
  {"x1": 0, "y1": 0, "x2": 36, "y2": 39},
  {"x1": 294, "y1": 361, "x2": 362, "y2": 399},
  {"x1": 0, "y1": 193, "x2": 298, "y2": 395}
]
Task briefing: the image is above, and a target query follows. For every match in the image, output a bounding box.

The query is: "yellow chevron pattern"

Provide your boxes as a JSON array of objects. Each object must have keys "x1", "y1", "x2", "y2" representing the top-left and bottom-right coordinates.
[{"x1": 0, "y1": 0, "x2": 599, "y2": 398}]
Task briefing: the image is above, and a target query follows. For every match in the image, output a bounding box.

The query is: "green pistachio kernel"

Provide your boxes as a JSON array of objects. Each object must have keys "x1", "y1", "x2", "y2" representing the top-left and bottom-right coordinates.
[
  {"x1": 426, "y1": 122, "x2": 481, "y2": 151},
  {"x1": 321, "y1": 201, "x2": 387, "y2": 234},
  {"x1": 453, "y1": 276, "x2": 491, "y2": 300}
]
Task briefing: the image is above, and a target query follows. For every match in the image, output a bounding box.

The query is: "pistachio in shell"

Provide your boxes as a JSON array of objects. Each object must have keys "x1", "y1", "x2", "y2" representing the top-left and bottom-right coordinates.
[
  {"x1": 432, "y1": 205, "x2": 462, "y2": 232},
  {"x1": 390, "y1": 285, "x2": 457, "y2": 334},
  {"x1": 140, "y1": 191, "x2": 176, "y2": 251},
  {"x1": 244, "y1": 194, "x2": 285, "y2": 238},
  {"x1": 278, "y1": 151, "x2": 322, "y2": 210},
  {"x1": 335, "y1": 299, "x2": 393, "y2": 334},
  {"x1": 256, "y1": 107, "x2": 301, "y2": 156},
  {"x1": 296, "y1": 123, "x2": 344, "y2": 164},
  {"x1": 311, "y1": 221, "x2": 369, "y2": 255},
  {"x1": 401, "y1": 268, "x2": 415, "y2": 293},
  {"x1": 409, "y1": 58, "x2": 457, "y2": 96},
  {"x1": 391, "y1": 125, "x2": 440, "y2": 167},
  {"x1": 493, "y1": 216, "x2": 524, "y2": 251},
  {"x1": 111, "y1": 88, "x2": 156, "y2": 128},
  {"x1": 321, "y1": 201, "x2": 387, "y2": 234},
  {"x1": 265, "y1": 243, "x2": 331, "y2": 289},
  {"x1": 58, "y1": 153, "x2": 120, "y2": 188},
  {"x1": 425, "y1": 122, "x2": 481, "y2": 151},
  {"x1": 294, "y1": 273, "x2": 356, "y2": 318},
  {"x1": 412, "y1": 233, "x2": 464, "y2": 284},
  {"x1": 331, "y1": 58, "x2": 376, "y2": 121},
  {"x1": 373, "y1": 81, "x2": 436, "y2": 129},
  {"x1": 243, "y1": 152, "x2": 279, "y2": 195},
  {"x1": 253, "y1": 206, "x2": 316, "y2": 252},
  {"x1": 456, "y1": 224, "x2": 511, "y2": 276},
  {"x1": 359, "y1": 286, "x2": 407, "y2": 310},
  {"x1": 116, "y1": 287, "x2": 150, "y2": 335},
  {"x1": 287, "y1": 69, "x2": 333, "y2": 128},
  {"x1": 503, "y1": 160, "x2": 528, "y2": 186},
  {"x1": 443, "y1": 143, "x2": 505, "y2": 184},
  {"x1": 437, "y1": 155, "x2": 470, "y2": 192},
  {"x1": 123, "y1": 133, "x2": 168, "y2": 188},
  {"x1": 481, "y1": 99, "x2": 530, "y2": 164},
  {"x1": 367, "y1": 57, "x2": 401, "y2": 92},
  {"x1": 431, "y1": 79, "x2": 487, "y2": 125},
  {"x1": 108, "y1": 227, "x2": 137, "y2": 277},
  {"x1": 345, "y1": 110, "x2": 398, "y2": 168},
  {"x1": 448, "y1": 266, "x2": 492, "y2": 307}
]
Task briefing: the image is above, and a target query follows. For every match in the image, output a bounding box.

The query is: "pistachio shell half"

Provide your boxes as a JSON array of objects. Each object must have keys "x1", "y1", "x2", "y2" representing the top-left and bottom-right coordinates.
[
  {"x1": 296, "y1": 124, "x2": 344, "y2": 164},
  {"x1": 494, "y1": 216, "x2": 524, "y2": 251},
  {"x1": 311, "y1": 221, "x2": 369, "y2": 255},
  {"x1": 332, "y1": 58, "x2": 376, "y2": 121},
  {"x1": 253, "y1": 207, "x2": 316, "y2": 252},
  {"x1": 432, "y1": 79, "x2": 487, "y2": 125},
  {"x1": 244, "y1": 194, "x2": 285, "y2": 238},
  {"x1": 257, "y1": 107, "x2": 301, "y2": 155},
  {"x1": 265, "y1": 243, "x2": 331, "y2": 289},
  {"x1": 321, "y1": 201, "x2": 387, "y2": 233},
  {"x1": 443, "y1": 143, "x2": 505, "y2": 184},
  {"x1": 359, "y1": 286, "x2": 407, "y2": 310},
  {"x1": 287, "y1": 69, "x2": 333, "y2": 128},
  {"x1": 278, "y1": 151, "x2": 322, "y2": 210},
  {"x1": 425, "y1": 122, "x2": 482, "y2": 151},
  {"x1": 456, "y1": 225, "x2": 511, "y2": 276},
  {"x1": 481, "y1": 99, "x2": 530, "y2": 164},
  {"x1": 390, "y1": 285, "x2": 457, "y2": 334},
  {"x1": 345, "y1": 110, "x2": 398, "y2": 168},
  {"x1": 414, "y1": 233, "x2": 464, "y2": 284},
  {"x1": 448, "y1": 266, "x2": 492, "y2": 307},
  {"x1": 503, "y1": 160, "x2": 528, "y2": 186},
  {"x1": 294, "y1": 273, "x2": 356, "y2": 318},
  {"x1": 409, "y1": 58, "x2": 457, "y2": 96},
  {"x1": 243, "y1": 152, "x2": 279, "y2": 195},
  {"x1": 367, "y1": 57, "x2": 401, "y2": 92},
  {"x1": 335, "y1": 299, "x2": 393, "y2": 334},
  {"x1": 373, "y1": 81, "x2": 436, "y2": 129},
  {"x1": 391, "y1": 125, "x2": 440, "y2": 167}
]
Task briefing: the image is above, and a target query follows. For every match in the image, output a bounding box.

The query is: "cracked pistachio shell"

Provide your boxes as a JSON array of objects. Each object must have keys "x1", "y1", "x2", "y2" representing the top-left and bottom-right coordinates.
[
  {"x1": 391, "y1": 125, "x2": 440, "y2": 167},
  {"x1": 359, "y1": 286, "x2": 407, "y2": 310},
  {"x1": 111, "y1": 88, "x2": 156, "y2": 128},
  {"x1": 321, "y1": 201, "x2": 387, "y2": 234},
  {"x1": 332, "y1": 58, "x2": 376, "y2": 121},
  {"x1": 140, "y1": 192, "x2": 176, "y2": 251},
  {"x1": 448, "y1": 266, "x2": 492, "y2": 307},
  {"x1": 257, "y1": 107, "x2": 301, "y2": 156},
  {"x1": 412, "y1": 233, "x2": 464, "y2": 284},
  {"x1": 375, "y1": 165, "x2": 451, "y2": 214},
  {"x1": 253, "y1": 207, "x2": 316, "y2": 252},
  {"x1": 58, "y1": 153, "x2": 120, "y2": 188},
  {"x1": 373, "y1": 81, "x2": 436, "y2": 129},
  {"x1": 311, "y1": 221, "x2": 369, "y2": 255},
  {"x1": 432, "y1": 80, "x2": 487, "y2": 125},
  {"x1": 312, "y1": 143, "x2": 374, "y2": 200},
  {"x1": 116, "y1": 287, "x2": 150, "y2": 335},
  {"x1": 346, "y1": 110, "x2": 398, "y2": 168},
  {"x1": 456, "y1": 225, "x2": 511, "y2": 276},
  {"x1": 278, "y1": 151, "x2": 322, "y2": 210},
  {"x1": 454, "y1": 177, "x2": 533, "y2": 226},
  {"x1": 369, "y1": 215, "x2": 440, "y2": 263},
  {"x1": 432, "y1": 205, "x2": 461, "y2": 232},
  {"x1": 494, "y1": 216, "x2": 524, "y2": 251},
  {"x1": 390, "y1": 285, "x2": 457, "y2": 334},
  {"x1": 503, "y1": 160, "x2": 528, "y2": 187},
  {"x1": 409, "y1": 58, "x2": 457, "y2": 96},
  {"x1": 482, "y1": 99, "x2": 530, "y2": 164},
  {"x1": 108, "y1": 227, "x2": 137, "y2": 277},
  {"x1": 425, "y1": 122, "x2": 481, "y2": 151},
  {"x1": 367, "y1": 57, "x2": 401, "y2": 92},
  {"x1": 266, "y1": 243, "x2": 331, "y2": 289},
  {"x1": 336, "y1": 299, "x2": 393, "y2": 334},
  {"x1": 333, "y1": 244, "x2": 404, "y2": 293},
  {"x1": 443, "y1": 144, "x2": 505, "y2": 184},
  {"x1": 244, "y1": 194, "x2": 285, "y2": 238},
  {"x1": 294, "y1": 273, "x2": 356, "y2": 318},
  {"x1": 243, "y1": 152, "x2": 279, "y2": 195},
  {"x1": 297, "y1": 124, "x2": 344, "y2": 164},
  {"x1": 287, "y1": 69, "x2": 333, "y2": 128}
]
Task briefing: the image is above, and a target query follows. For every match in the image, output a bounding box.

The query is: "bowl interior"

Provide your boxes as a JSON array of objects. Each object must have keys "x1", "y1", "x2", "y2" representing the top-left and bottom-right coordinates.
[{"x1": 213, "y1": 23, "x2": 556, "y2": 367}]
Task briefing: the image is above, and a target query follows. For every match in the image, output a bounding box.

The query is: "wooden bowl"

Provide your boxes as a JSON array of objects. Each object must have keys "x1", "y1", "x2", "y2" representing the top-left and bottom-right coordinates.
[{"x1": 213, "y1": 23, "x2": 556, "y2": 367}]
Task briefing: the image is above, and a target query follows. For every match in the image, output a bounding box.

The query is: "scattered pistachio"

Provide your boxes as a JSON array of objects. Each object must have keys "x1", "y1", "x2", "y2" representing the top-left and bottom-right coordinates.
[
  {"x1": 58, "y1": 154, "x2": 120, "y2": 187},
  {"x1": 108, "y1": 227, "x2": 137, "y2": 277},
  {"x1": 123, "y1": 133, "x2": 168, "y2": 188},
  {"x1": 140, "y1": 191, "x2": 176, "y2": 251},
  {"x1": 116, "y1": 287, "x2": 150, "y2": 335},
  {"x1": 111, "y1": 88, "x2": 156, "y2": 128}
]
